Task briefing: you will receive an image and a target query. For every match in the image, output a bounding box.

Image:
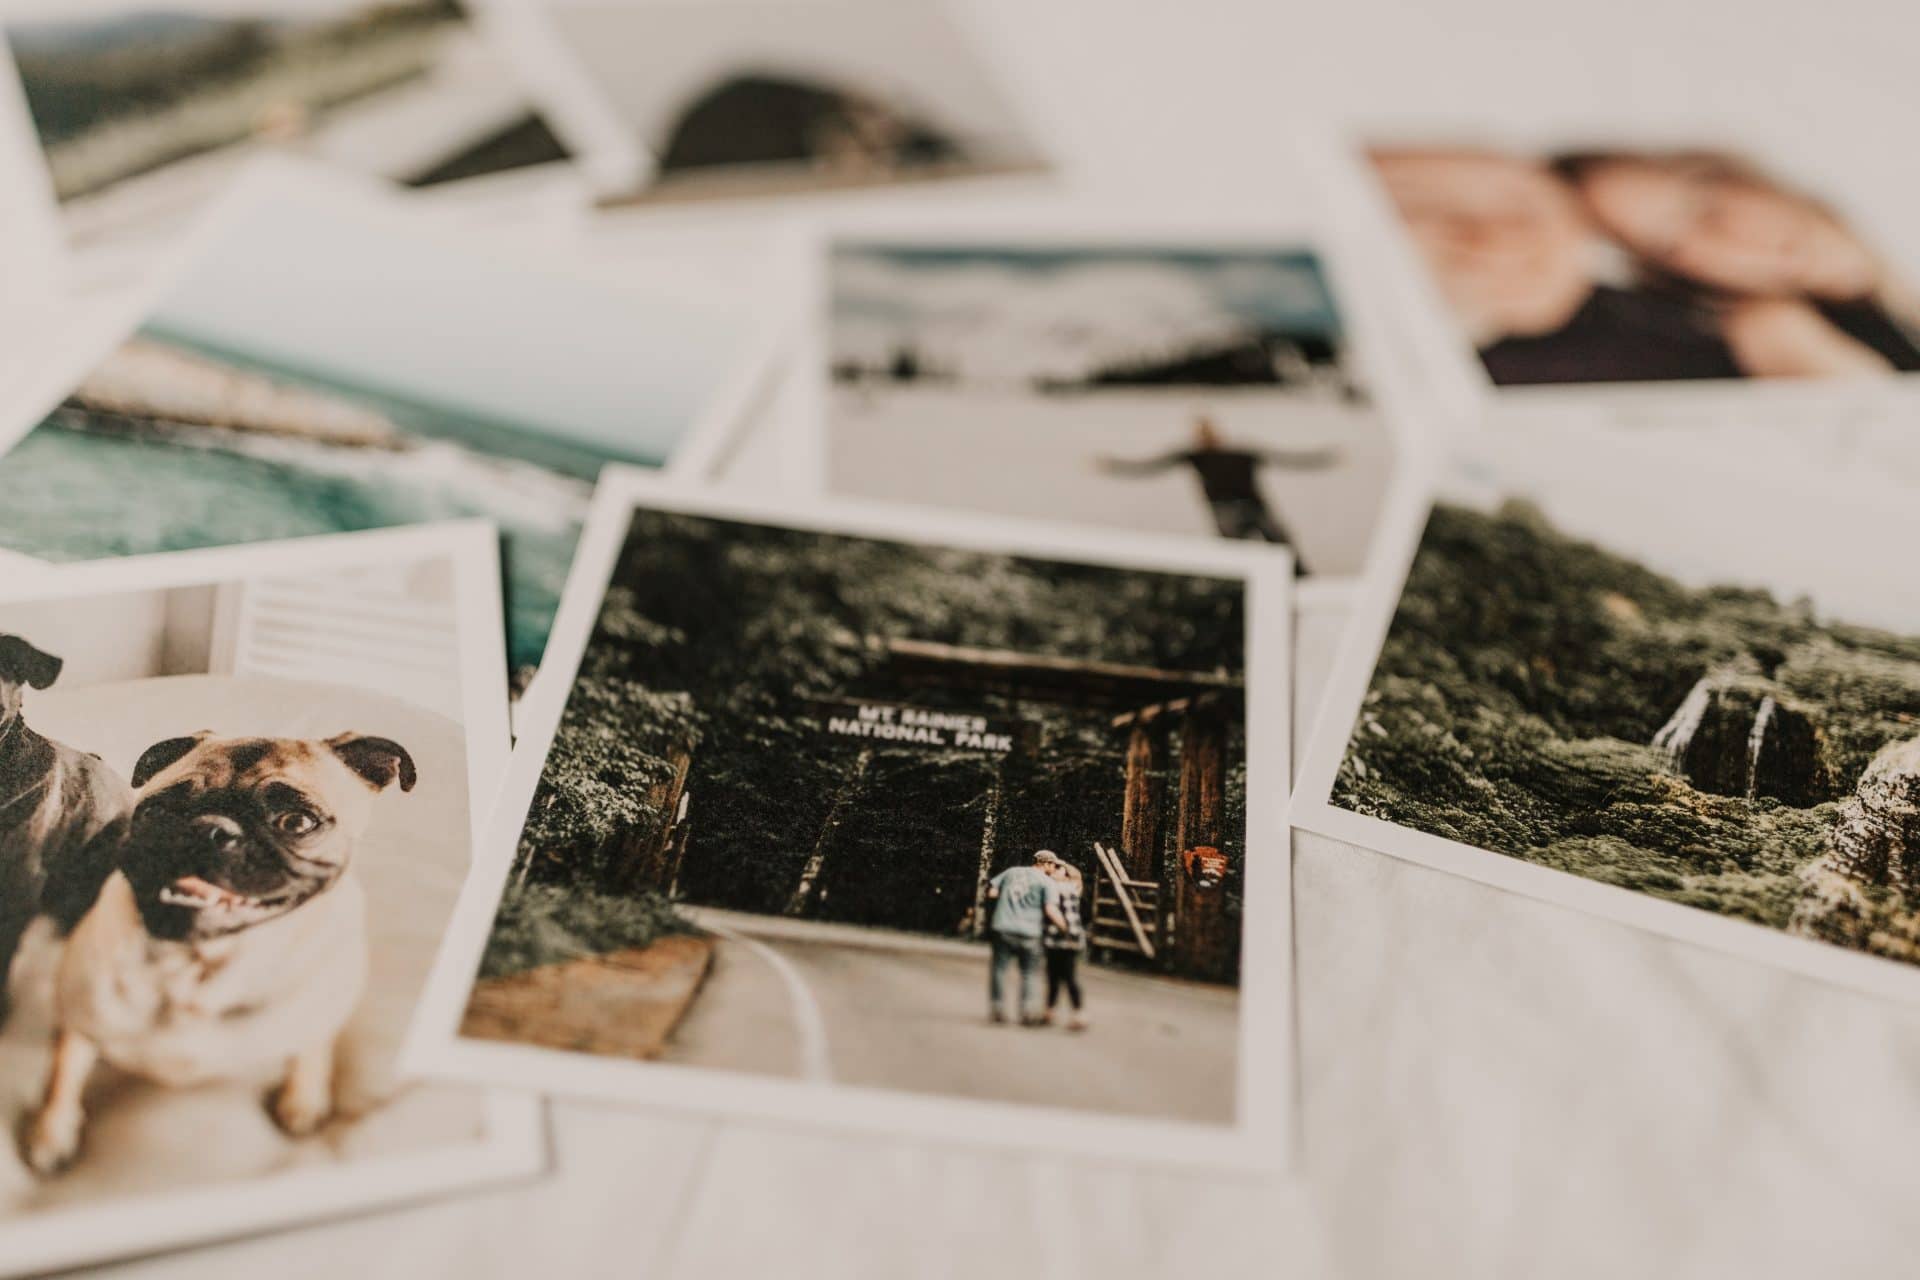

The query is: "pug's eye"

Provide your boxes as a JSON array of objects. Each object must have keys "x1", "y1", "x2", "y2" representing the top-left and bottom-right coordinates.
[{"x1": 275, "y1": 811, "x2": 319, "y2": 837}]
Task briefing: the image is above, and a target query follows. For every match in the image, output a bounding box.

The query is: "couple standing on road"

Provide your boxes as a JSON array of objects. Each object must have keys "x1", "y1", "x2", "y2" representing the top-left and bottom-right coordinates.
[{"x1": 985, "y1": 849, "x2": 1088, "y2": 1031}]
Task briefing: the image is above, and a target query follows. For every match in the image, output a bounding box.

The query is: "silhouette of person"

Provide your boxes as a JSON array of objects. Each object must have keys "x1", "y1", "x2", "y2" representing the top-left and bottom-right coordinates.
[{"x1": 1097, "y1": 417, "x2": 1336, "y2": 555}]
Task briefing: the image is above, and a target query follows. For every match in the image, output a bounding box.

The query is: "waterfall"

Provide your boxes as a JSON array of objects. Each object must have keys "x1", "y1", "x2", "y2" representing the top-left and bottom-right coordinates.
[
  {"x1": 1652, "y1": 676, "x2": 1713, "y2": 771},
  {"x1": 1746, "y1": 696, "x2": 1778, "y2": 800}
]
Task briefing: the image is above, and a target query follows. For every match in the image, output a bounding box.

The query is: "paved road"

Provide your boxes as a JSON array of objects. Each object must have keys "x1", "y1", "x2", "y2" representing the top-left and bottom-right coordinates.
[{"x1": 661, "y1": 910, "x2": 1238, "y2": 1124}]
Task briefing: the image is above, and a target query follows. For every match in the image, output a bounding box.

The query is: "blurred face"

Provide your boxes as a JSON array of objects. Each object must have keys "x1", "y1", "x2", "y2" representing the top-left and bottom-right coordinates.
[
  {"x1": 1575, "y1": 159, "x2": 1881, "y2": 300},
  {"x1": 1372, "y1": 148, "x2": 1594, "y2": 342}
]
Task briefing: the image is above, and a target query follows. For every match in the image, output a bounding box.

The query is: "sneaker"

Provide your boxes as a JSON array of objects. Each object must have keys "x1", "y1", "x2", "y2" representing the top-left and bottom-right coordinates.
[
  {"x1": 1067, "y1": 1016, "x2": 1088, "y2": 1032},
  {"x1": 1019, "y1": 1014, "x2": 1048, "y2": 1028},
  {"x1": 989, "y1": 1011, "x2": 1007, "y2": 1025}
]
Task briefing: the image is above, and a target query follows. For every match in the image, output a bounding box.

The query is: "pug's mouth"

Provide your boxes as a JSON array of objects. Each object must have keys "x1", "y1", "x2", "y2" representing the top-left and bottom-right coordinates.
[{"x1": 156, "y1": 875, "x2": 270, "y2": 912}]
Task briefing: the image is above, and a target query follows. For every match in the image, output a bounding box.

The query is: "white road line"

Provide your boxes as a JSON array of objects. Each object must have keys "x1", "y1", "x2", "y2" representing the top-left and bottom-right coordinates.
[{"x1": 705, "y1": 923, "x2": 834, "y2": 1084}]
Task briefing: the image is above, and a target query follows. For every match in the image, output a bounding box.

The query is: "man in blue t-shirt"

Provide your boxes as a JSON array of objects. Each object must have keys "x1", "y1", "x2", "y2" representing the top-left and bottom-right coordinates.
[{"x1": 985, "y1": 850, "x2": 1069, "y2": 1025}]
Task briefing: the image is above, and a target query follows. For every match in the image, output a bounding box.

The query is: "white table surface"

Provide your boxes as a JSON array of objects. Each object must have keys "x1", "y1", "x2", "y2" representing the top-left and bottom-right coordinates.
[{"x1": 28, "y1": 0, "x2": 1920, "y2": 1274}]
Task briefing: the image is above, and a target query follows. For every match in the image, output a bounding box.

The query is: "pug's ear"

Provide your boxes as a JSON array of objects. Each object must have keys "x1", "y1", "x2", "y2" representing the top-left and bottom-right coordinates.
[
  {"x1": 0, "y1": 634, "x2": 62, "y2": 691},
  {"x1": 132, "y1": 732, "x2": 211, "y2": 787},
  {"x1": 327, "y1": 734, "x2": 417, "y2": 793}
]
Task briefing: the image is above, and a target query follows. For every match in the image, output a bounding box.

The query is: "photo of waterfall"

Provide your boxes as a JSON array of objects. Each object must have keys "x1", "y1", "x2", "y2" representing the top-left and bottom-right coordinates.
[{"x1": 1293, "y1": 426, "x2": 1920, "y2": 987}]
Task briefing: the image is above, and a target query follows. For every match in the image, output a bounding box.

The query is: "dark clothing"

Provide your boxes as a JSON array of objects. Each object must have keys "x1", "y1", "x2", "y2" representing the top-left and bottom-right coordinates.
[
  {"x1": 1106, "y1": 447, "x2": 1303, "y2": 549},
  {"x1": 1819, "y1": 299, "x2": 1920, "y2": 372},
  {"x1": 1210, "y1": 496, "x2": 1292, "y2": 545},
  {"x1": 1479, "y1": 285, "x2": 1743, "y2": 386},
  {"x1": 1045, "y1": 948, "x2": 1083, "y2": 1012}
]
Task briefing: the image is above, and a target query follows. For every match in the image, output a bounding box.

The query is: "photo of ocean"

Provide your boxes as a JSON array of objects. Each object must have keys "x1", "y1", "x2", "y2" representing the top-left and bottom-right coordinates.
[
  {"x1": 0, "y1": 167, "x2": 765, "y2": 682},
  {"x1": 0, "y1": 327, "x2": 633, "y2": 676}
]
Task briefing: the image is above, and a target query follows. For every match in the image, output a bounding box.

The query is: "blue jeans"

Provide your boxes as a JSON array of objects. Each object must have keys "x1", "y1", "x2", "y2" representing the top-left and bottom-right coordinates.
[{"x1": 989, "y1": 931, "x2": 1043, "y2": 1019}]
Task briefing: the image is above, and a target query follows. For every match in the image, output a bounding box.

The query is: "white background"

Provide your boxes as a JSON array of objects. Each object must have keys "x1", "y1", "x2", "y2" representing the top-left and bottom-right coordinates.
[{"x1": 24, "y1": 0, "x2": 1920, "y2": 1275}]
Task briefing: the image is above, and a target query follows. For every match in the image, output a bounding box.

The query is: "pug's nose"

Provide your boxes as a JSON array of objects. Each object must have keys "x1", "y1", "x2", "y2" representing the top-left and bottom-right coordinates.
[{"x1": 190, "y1": 814, "x2": 244, "y2": 851}]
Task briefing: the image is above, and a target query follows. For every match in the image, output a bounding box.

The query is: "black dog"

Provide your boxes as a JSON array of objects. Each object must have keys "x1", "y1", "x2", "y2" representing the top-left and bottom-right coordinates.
[{"x1": 0, "y1": 634, "x2": 131, "y2": 1024}]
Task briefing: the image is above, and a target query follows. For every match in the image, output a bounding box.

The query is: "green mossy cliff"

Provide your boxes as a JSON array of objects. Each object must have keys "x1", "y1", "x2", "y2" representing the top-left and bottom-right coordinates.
[{"x1": 1332, "y1": 500, "x2": 1920, "y2": 958}]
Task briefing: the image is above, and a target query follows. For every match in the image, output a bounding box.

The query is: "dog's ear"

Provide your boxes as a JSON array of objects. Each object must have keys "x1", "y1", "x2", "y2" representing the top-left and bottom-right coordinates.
[
  {"x1": 327, "y1": 734, "x2": 417, "y2": 793},
  {"x1": 0, "y1": 634, "x2": 62, "y2": 691},
  {"x1": 132, "y1": 732, "x2": 210, "y2": 788}
]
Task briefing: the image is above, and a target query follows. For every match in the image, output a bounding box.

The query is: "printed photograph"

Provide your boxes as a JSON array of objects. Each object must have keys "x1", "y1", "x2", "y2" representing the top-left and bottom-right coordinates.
[
  {"x1": 1310, "y1": 430, "x2": 1920, "y2": 985},
  {"x1": 1367, "y1": 142, "x2": 1920, "y2": 386},
  {"x1": 0, "y1": 168, "x2": 767, "y2": 689},
  {"x1": 537, "y1": 0, "x2": 1045, "y2": 203},
  {"x1": 823, "y1": 240, "x2": 1393, "y2": 578},
  {"x1": 3, "y1": 0, "x2": 567, "y2": 250},
  {"x1": 0, "y1": 532, "x2": 531, "y2": 1275},
  {"x1": 424, "y1": 485, "x2": 1290, "y2": 1158}
]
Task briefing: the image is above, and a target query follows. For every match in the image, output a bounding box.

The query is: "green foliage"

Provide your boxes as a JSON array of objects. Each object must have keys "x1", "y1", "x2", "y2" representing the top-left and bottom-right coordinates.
[
  {"x1": 495, "y1": 508, "x2": 1249, "y2": 954},
  {"x1": 478, "y1": 882, "x2": 690, "y2": 980},
  {"x1": 1334, "y1": 501, "x2": 1920, "y2": 930}
]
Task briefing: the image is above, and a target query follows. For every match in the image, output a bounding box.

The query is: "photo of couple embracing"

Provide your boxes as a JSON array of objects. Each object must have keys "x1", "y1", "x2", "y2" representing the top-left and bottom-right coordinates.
[{"x1": 985, "y1": 849, "x2": 1088, "y2": 1031}]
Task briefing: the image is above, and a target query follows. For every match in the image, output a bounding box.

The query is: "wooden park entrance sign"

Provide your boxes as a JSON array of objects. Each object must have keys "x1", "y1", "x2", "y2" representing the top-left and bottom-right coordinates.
[
  {"x1": 811, "y1": 699, "x2": 1032, "y2": 753},
  {"x1": 784, "y1": 637, "x2": 1242, "y2": 981}
]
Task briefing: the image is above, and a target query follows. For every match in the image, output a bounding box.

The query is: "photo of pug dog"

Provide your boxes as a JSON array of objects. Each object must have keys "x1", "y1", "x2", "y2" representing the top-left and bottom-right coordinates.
[
  {"x1": 0, "y1": 635, "x2": 131, "y2": 1029},
  {"x1": 19, "y1": 730, "x2": 416, "y2": 1176}
]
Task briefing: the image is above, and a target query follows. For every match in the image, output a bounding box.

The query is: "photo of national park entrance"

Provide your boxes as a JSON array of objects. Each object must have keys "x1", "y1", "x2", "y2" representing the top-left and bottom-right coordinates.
[{"x1": 460, "y1": 505, "x2": 1257, "y2": 1126}]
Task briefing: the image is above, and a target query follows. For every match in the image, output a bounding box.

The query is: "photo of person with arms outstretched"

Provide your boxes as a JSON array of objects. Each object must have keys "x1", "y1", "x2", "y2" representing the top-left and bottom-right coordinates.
[{"x1": 1098, "y1": 415, "x2": 1337, "y2": 552}]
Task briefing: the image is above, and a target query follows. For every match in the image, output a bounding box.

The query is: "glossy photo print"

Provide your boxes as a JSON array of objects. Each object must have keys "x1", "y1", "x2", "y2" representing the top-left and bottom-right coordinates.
[
  {"x1": 0, "y1": 163, "x2": 774, "y2": 693},
  {"x1": 814, "y1": 232, "x2": 1397, "y2": 580},
  {"x1": 520, "y1": 0, "x2": 1045, "y2": 204},
  {"x1": 1293, "y1": 425, "x2": 1920, "y2": 1003},
  {"x1": 0, "y1": 527, "x2": 537, "y2": 1279},
  {"x1": 408, "y1": 474, "x2": 1293, "y2": 1169},
  {"x1": 1360, "y1": 139, "x2": 1920, "y2": 390},
  {"x1": 0, "y1": 0, "x2": 573, "y2": 263}
]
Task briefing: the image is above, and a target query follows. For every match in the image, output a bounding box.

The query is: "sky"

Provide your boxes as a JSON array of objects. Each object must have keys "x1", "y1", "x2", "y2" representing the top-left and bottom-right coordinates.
[
  {"x1": 1444, "y1": 427, "x2": 1920, "y2": 636},
  {"x1": 831, "y1": 243, "x2": 1341, "y2": 385},
  {"x1": 149, "y1": 189, "x2": 754, "y2": 461}
]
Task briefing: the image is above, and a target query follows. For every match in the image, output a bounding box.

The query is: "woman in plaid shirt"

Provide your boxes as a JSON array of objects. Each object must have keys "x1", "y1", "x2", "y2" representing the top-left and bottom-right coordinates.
[{"x1": 1042, "y1": 859, "x2": 1088, "y2": 1031}]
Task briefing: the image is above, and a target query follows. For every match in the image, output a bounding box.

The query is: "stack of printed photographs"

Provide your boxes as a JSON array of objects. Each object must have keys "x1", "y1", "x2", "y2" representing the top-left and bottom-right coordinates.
[{"x1": 2, "y1": 4, "x2": 1917, "y2": 1274}]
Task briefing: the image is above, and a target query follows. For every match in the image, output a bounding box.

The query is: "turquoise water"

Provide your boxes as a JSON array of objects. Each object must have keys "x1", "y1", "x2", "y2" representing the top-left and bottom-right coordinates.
[{"x1": 0, "y1": 333, "x2": 657, "y2": 675}]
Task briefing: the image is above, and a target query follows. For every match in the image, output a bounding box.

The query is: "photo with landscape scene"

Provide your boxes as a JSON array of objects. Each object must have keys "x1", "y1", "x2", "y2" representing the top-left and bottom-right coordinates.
[
  {"x1": 0, "y1": 178, "x2": 759, "y2": 684},
  {"x1": 5, "y1": 0, "x2": 565, "y2": 231},
  {"x1": 1326, "y1": 439, "x2": 1920, "y2": 973},
  {"x1": 825, "y1": 240, "x2": 1395, "y2": 577},
  {"x1": 538, "y1": 0, "x2": 1043, "y2": 203},
  {"x1": 1368, "y1": 141, "x2": 1920, "y2": 386},
  {"x1": 459, "y1": 501, "x2": 1264, "y2": 1126}
]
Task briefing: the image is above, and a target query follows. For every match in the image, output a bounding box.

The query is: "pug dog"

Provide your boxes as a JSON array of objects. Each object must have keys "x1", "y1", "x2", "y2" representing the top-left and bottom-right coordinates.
[
  {"x1": 20, "y1": 730, "x2": 415, "y2": 1176},
  {"x1": 0, "y1": 634, "x2": 132, "y2": 1027}
]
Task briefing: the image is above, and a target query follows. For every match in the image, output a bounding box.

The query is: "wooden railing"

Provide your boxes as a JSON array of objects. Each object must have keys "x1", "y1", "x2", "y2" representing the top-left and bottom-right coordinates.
[{"x1": 1089, "y1": 840, "x2": 1158, "y2": 960}]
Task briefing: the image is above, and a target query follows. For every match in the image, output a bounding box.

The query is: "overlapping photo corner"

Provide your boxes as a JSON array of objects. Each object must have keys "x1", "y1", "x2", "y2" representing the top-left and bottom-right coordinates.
[
  {"x1": 1308, "y1": 124, "x2": 1920, "y2": 430},
  {"x1": 0, "y1": 158, "x2": 783, "y2": 710},
  {"x1": 0, "y1": 525, "x2": 539, "y2": 1280},
  {"x1": 0, "y1": 0, "x2": 589, "y2": 270},
  {"x1": 402, "y1": 471, "x2": 1295, "y2": 1170},
  {"x1": 0, "y1": 0, "x2": 1052, "y2": 283},
  {"x1": 514, "y1": 0, "x2": 1049, "y2": 206},
  {"x1": 1292, "y1": 423, "x2": 1920, "y2": 1004},
  {"x1": 803, "y1": 219, "x2": 1405, "y2": 585}
]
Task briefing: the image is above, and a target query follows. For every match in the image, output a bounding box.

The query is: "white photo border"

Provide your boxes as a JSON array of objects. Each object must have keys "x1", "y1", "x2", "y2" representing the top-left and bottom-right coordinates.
[{"x1": 406, "y1": 468, "x2": 1296, "y2": 1173}]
